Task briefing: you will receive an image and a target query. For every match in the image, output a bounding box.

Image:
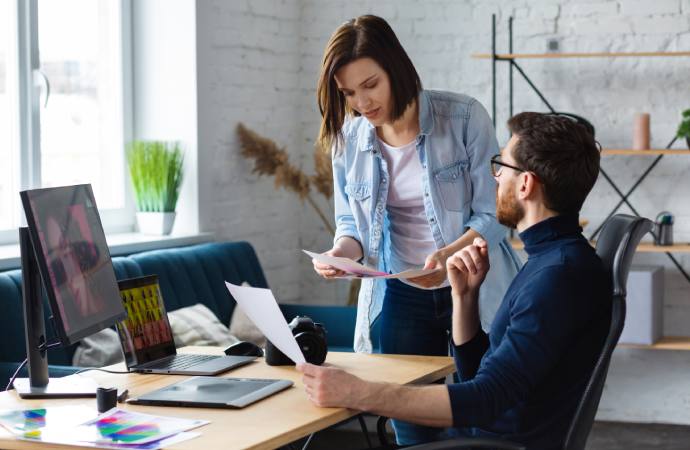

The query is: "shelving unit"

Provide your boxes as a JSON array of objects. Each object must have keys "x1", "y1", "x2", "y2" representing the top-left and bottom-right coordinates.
[
  {"x1": 472, "y1": 51, "x2": 690, "y2": 59},
  {"x1": 601, "y1": 149, "x2": 690, "y2": 155},
  {"x1": 510, "y1": 238, "x2": 690, "y2": 253},
  {"x1": 619, "y1": 337, "x2": 690, "y2": 351},
  {"x1": 477, "y1": 14, "x2": 690, "y2": 285}
]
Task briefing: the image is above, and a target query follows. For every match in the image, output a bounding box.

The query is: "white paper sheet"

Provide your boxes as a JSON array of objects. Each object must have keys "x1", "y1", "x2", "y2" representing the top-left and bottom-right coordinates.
[
  {"x1": 303, "y1": 250, "x2": 441, "y2": 280},
  {"x1": 224, "y1": 282, "x2": 306, "y2": 364}
]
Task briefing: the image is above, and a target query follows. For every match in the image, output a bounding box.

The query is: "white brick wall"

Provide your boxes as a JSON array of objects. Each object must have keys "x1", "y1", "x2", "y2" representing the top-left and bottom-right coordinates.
[{"x1": 196, "y1": 1, "x2": 690, "y2": 334}]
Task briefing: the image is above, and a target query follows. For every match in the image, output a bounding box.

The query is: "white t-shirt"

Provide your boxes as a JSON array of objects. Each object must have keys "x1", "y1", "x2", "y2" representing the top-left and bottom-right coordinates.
[{"x1": 380, "y1": 138, "x2": 445, "y2": 288}]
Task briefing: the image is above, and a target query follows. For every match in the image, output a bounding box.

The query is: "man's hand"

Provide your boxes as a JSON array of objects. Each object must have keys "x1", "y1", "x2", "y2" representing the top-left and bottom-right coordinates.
[
  {"x1": 296, "y1": 363, "x2": 367, "y2": 409},
  {"x1": 446, "y1": 237, "x2": 490, "y2": 298},
  {"x1": 407, "y1": 249, "x2": 449, "y2": 288}
]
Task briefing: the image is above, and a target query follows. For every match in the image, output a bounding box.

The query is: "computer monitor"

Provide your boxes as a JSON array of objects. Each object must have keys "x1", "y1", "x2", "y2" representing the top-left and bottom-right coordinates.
[{"x1": 14, "y1": 184, "x2": 126, "y2": 398}]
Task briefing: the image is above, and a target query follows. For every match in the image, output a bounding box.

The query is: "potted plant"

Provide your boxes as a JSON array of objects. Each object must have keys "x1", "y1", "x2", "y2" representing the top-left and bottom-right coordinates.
[
  {"x1": 677, "y1": 109, "x2": 690, "y2": 149},
  {"x1": 126, "y1": 140, "x2": 184, "y2": 235}
]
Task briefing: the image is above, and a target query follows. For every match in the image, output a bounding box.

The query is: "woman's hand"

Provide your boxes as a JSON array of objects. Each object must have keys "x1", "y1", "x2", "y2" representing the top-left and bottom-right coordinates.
[
  {"x1": 312, "y1": 247, "x2": 349, "y2": 279},
  {"x1": 313, "y1": 236, "x2": 364, "y2": 279},
  {"x1": 407, "y1": 249, "x2": 450, "y2": 288}
]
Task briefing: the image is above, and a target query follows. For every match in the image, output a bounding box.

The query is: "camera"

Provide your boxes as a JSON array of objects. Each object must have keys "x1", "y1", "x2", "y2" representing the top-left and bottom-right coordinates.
[{"x1": 265, "y1": 316, "x2": 328, "y2": 366}]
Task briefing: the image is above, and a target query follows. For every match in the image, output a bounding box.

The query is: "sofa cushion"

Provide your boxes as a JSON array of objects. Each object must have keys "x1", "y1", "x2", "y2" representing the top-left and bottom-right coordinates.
[
  {"x1": 72, "y1": 328, "x2": 123, "y2": 368},
  {"x1": 168, "y1": 303, "x2": 238, "y2": 348},
  {"x1": 129, "y1": 242, "x2": 269, "y2": 325}
]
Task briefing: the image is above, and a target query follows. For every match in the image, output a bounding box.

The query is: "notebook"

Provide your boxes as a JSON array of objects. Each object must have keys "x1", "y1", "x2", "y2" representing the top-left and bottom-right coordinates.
[{"x1": 115, "y1": 275, "x2": 256, "y2": 375}]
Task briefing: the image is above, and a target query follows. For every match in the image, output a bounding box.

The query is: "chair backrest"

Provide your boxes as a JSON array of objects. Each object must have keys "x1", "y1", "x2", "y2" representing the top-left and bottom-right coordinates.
[{"x1": 563, "y1": 214, "x2": 652, "y2": 450}]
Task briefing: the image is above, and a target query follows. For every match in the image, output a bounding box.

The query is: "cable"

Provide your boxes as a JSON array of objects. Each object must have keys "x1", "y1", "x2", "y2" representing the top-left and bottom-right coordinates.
[
  {"x1": 73, "y1": 367, "x2": 130, "y2": 376},
  {"x1": 39, "y1": 341, "x2": 61, "y2": 351},
  {"x1": 301, "y1": 433, "x2": 315, "y2": 450},
  {"x1": 4, "y1": 341, "x2": 60, "y2": 391},
  {"x1": 5, "y1": 359, "x2": 28, "y2": 392}
]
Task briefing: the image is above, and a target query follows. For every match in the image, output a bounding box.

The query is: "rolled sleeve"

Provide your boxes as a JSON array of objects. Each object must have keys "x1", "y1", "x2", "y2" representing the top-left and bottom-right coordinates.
[
  {"x1": 464, "y1": 100, "x2": 508, "y2": 249},
  {"x1": 332, "y1": 149, "x2": 362, "y2": 248}
]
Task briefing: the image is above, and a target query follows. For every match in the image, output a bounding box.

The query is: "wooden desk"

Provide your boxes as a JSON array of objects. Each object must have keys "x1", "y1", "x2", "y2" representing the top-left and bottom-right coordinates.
[{"x1": 0, "y1": 347, "x2": 455, "y2": 450}]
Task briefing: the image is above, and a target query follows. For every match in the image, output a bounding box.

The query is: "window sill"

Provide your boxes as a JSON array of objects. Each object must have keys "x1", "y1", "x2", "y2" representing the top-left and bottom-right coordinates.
[{"x1": 0, "y1": 232, "x2": 215, "y2": 271}]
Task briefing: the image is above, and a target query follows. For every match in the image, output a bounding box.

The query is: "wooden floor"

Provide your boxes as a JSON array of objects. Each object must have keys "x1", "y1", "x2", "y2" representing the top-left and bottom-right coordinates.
[{"x1": 302, "y1": 422, "x2": 690, "y2": 450}]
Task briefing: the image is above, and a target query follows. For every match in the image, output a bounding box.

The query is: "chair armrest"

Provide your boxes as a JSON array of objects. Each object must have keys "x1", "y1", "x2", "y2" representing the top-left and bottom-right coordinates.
[{"x1": 377, "y1": 415, "x2": 525, "y2": 450}]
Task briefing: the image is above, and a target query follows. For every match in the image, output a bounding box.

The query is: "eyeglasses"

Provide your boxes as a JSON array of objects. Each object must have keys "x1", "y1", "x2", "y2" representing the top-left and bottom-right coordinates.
[{"x1": 490, "y1": 154, "x2": 526, "y2": 177}]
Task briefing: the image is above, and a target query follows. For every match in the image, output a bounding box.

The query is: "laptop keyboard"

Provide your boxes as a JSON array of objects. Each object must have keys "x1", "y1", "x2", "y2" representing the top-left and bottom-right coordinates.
[{"x1": 149, "y1": 354, "x2": 219, "y2": 371}]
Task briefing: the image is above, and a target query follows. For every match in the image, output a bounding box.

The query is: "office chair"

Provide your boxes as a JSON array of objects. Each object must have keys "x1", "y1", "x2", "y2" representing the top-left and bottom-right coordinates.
[{"x1": 379, "y1": 214, "x2": 653, "y2": 450}]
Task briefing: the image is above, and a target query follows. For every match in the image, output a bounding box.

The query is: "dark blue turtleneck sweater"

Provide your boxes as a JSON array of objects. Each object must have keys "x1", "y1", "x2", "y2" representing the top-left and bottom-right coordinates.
[{"x1": 446, "y1": 214, "x2": 611, "y2": 449}]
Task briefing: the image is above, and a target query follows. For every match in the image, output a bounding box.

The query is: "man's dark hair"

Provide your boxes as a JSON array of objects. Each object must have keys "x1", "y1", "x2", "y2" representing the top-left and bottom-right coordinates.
[{"x1": 508, "y1": 112, "x2": 600, "y2": 214}]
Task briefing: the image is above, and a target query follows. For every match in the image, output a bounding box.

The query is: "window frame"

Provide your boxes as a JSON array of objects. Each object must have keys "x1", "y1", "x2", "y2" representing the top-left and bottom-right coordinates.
[{"x1": 0, "y1": 0, "x2": 135, "y2": 245}]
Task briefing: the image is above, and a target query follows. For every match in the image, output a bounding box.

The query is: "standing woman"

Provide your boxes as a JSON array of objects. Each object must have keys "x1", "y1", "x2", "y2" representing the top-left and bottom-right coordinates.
[{"x1": 312, "y1": 16, "x2": 521, "y2": 445}]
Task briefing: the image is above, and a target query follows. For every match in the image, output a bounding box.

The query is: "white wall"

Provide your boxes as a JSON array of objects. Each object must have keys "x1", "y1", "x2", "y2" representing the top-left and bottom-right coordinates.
[
  {"x1": 195, "y1": 0, "x2": 307, "y2": 303},
  {"x1": 195, "y1": 0, "x2": 690, "y2": 333}
]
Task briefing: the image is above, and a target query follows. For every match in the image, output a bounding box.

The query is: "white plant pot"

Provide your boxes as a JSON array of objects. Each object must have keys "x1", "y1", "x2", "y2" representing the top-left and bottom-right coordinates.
[{"x1": 136, "y1": 212, "x2": 176, "y2": 235}]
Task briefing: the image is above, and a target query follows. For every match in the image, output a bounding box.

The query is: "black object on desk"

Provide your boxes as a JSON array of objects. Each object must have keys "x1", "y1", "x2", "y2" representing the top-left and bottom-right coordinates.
[
  {"x1": 224, "y1": 341, "x2": 264, "y2": 357},
  {"x1": 97, "y1": 387, "x2": 118, "y2": 412}
]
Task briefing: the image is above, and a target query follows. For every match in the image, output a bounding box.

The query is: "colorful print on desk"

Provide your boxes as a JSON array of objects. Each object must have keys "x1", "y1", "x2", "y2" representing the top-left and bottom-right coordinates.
[{"x1": 0, "y1": 405, "x2": 97, "y2": 439}]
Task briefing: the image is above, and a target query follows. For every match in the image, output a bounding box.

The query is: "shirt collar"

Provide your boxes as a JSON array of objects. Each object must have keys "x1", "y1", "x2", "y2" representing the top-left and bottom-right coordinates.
[
  {"x1": 418, "y1": 90, "x2": 434, "y2": 136},
  {"x1": 519, "y1": 214, "x2": 582, "y2": 255},
  {"x1": 359, "y1": 90, "x2": 433, "y2": 152}
]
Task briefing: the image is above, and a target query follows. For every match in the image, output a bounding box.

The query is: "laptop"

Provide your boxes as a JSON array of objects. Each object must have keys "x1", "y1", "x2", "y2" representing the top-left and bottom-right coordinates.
[
  {"x1": 115, "y1": 275, "x2": 256, "y2": 375},
  {"x1": 127, "y1": 376, "x2": 293, "y2": 409}
]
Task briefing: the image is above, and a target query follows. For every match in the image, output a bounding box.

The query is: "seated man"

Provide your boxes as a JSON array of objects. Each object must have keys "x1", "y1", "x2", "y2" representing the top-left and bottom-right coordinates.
[{"x1": 297, "y1": 112, "x2": 610, "y2": 449}]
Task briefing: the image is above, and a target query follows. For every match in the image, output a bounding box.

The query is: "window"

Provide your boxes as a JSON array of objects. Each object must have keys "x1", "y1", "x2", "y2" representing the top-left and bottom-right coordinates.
[
  {"x1": 0, "y1": 0, "x2": 132, "y2": 244},
  {"x1": 0, "y1": 0, "x2": 21, "y2": 233}
]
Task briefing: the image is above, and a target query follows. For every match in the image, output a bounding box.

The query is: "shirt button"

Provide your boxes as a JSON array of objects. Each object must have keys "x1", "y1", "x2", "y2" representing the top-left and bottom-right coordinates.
[
  {"x1": 422, "y1": 165, "x2": 427, "y2": 169},
  {"x1": 425, "y1": 192, "x2": 429, "y2": 197},
  {"x1": 430, "y1": 218, "x2": 435, "y2": 222}
]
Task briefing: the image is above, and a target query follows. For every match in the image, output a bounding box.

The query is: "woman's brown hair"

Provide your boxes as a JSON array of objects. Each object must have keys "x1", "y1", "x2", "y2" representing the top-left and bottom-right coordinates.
[{"x1": 316, "y1": 15, "x2": 422, "y2": 154}]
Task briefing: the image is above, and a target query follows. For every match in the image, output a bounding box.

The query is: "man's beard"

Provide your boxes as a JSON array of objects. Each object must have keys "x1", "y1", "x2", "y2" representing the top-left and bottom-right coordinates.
[{"x1": 496, "y1": 182, "x2": 524, "y2": 229}]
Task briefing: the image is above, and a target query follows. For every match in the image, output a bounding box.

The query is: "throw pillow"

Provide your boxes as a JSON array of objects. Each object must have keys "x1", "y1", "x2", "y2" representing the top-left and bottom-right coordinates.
[
  {"x1": 72, "y1": 327, "x2": 124, "y2": 368},
  {"x1": 228, "y1": 282, "x2": 266, "y2": 346},
  {"x1": 168, "y1": 303, "x2": 239, "y2": 348}
]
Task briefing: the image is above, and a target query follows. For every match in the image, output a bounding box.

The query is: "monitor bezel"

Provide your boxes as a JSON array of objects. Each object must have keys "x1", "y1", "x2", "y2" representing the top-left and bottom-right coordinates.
[{"x1": 20, "y1": 184, "x2": 126, "y2": 346}]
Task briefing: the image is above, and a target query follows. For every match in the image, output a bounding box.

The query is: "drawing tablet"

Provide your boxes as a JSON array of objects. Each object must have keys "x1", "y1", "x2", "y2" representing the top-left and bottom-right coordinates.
[{"x1": 128, "y1": 376, "x2": 293, "y2": 408}]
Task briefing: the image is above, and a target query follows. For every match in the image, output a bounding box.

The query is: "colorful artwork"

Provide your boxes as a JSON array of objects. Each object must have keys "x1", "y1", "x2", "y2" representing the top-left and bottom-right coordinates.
[
  {"x1": 0, "y1": 405, "x2": 96, "y2": 439},
  {"x1": 115, "y1": 277, "x2": 174, "y2": 367},
  {"x1": 93, "y1": 410, "x2": 161, "y2": 443},
  {"x1": 1, "y1": 406, "x2": 207, "y2": 448},
  {"x1": 76, "y1": 408, "x2": 207, "y2": 445}
]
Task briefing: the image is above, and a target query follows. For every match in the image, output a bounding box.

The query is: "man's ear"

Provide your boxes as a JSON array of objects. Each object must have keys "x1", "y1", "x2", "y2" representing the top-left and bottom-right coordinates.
[{"x1": 518, "y1": 172, "x2": 539, "y2": 200}]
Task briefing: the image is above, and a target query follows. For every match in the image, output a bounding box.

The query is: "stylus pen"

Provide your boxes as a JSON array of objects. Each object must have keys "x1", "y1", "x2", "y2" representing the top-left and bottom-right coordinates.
[{"x1": 117, "y1": 389, "x2": 129, "y2": 403}]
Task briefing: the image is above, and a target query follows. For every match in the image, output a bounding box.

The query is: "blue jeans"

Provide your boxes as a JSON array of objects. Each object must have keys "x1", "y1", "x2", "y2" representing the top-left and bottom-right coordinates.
[{"x1": 379, "y1": 279, "x2": 453, "y2": 446}]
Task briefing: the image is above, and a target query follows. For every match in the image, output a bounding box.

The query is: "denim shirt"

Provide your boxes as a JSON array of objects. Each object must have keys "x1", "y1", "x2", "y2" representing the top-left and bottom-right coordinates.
[{"x1": 332, "y1": 90, "x2": 522, "y2": 353}]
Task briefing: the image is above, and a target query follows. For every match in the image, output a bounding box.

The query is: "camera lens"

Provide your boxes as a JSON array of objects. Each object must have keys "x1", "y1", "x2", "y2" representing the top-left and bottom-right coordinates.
[{"x1": 295, "y1": 331, "x2": 326, "y2": 365}]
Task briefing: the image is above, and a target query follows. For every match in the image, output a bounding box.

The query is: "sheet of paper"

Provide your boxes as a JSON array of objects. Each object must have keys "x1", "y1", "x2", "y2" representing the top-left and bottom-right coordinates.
[
  {"x1": 2, "y1": 406, "x2": 205, "y2": 449},
  {"x1": 224, "y1": 282, "x2": 306, "y2": 364},
  {"x1": 303, "y1": 250, "x2": 440, "y2": 280},
  {"x1": 18, "y1": 431, "x2": 201, "y2": 449}
]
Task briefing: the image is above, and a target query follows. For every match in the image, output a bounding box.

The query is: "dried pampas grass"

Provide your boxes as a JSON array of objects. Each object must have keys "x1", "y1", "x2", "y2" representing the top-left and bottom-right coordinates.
[{"x1": 237, "y1": 123, "x2": 334, "y2": 235}]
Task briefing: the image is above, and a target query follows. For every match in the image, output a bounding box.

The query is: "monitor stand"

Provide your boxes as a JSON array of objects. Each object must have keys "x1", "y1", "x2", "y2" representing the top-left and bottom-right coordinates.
[{"x1": 13, "y1": 227, "x2": 97, "y2": 399}]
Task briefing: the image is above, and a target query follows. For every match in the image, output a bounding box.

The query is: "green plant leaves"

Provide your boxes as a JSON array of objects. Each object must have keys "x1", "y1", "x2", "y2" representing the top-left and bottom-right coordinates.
[
  {"x1": 126, "y1": 141, "x2": 184, "y2": 212},
  {"x1": 677, "y1": 109, "x2": 690, "y2": 139}
]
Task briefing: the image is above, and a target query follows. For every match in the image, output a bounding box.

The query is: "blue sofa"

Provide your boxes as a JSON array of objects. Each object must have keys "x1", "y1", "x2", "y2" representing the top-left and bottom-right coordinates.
[{"x1": 0, "y1": 241, "x2": 378, "y2": 388}]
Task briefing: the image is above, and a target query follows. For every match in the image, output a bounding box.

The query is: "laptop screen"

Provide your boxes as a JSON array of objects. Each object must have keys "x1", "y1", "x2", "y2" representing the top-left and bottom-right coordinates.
[{"x1": 116, "y1": 275, "x2": 176, "y2": 368}]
